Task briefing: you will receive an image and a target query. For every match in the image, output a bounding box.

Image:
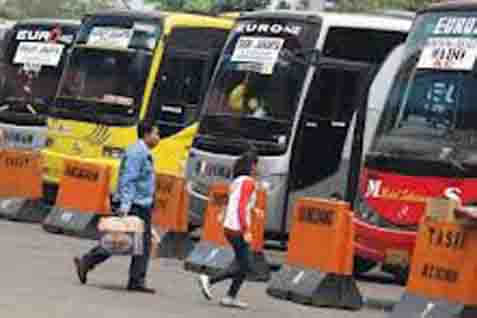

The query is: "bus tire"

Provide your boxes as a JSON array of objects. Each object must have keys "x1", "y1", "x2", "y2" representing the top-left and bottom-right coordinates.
[{"x1": 353, "y1": 256, "x2": 377, "y2": 275}]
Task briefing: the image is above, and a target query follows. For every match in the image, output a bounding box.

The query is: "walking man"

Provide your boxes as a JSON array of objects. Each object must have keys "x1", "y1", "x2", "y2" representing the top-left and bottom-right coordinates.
[{"x1": 73, "y1": 121, "x2": 160, "y2": 294}]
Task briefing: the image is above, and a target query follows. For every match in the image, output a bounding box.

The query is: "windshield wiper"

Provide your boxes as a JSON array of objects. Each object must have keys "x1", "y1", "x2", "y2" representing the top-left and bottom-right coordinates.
[
  {"x1": 447, "y1": 157, "x2": 466, "y2": 172},
  {"x1": 370, "y1": 149, "x2": 467, "y2": 172},
  {"x1": 239, "y1": 114, "x2": 291, "y2": 125},
  {"x1": 206, "y1": 113, "x2": 291, "y2": 125}
]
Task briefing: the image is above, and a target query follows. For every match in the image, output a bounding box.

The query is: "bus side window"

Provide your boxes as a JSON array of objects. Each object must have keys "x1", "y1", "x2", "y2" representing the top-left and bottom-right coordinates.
[{"x1": 291, "y1": 67, "x2": 360, "y2": 190}]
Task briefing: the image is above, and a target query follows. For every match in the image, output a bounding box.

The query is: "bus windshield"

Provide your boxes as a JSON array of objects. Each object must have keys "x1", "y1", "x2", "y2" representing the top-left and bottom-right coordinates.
[
  {"x1": 0, "y1": 23, "x2": 77, "y2": 113},
  {"x1": 56, "y1": 46, "x2": 152, "y2": 118},
  {"x1": 370, "y1": 12, "x2": 477, "y2": 176},
  {"x1": 198, "y1": 19, "x2": 321, "y2": 153},
  {"x1": 53, "y1": 19, "x2": 160, "y2": 122}
]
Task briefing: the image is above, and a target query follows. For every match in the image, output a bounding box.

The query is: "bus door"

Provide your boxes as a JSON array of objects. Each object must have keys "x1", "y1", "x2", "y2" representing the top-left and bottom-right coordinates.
[
  {"x1": 285, "y1": 57, "x2": 376, "y2": 231},
  {"x1": 150, "y1": 48, "x2": 220, "y2": 138}
]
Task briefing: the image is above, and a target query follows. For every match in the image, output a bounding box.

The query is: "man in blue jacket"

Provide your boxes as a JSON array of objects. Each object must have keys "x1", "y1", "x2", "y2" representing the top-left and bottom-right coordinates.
[{"x1": 74, "y1": 121, "x2": 160, "y2": 294}]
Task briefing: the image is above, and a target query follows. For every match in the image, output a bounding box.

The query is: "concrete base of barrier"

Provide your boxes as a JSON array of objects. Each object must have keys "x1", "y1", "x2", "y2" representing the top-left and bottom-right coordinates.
[
  {"x1": 267, "y1": 265, "x2": 363, "y2": 310},
  {"x1": 42, "y1": 207, "x2": 100, "y2": 240},
  {"x1": 156, "y1": 231, "x2": 194, "y2": 260},
  {"x1": 0, "y1": 199, "x2": 53, "y2": 223},
  {"x1": 311, "y1": 273, "x2": 363, "y2": 310},
  {"x1": 389, "y1": 292, "x2": 477, "y2": 318},
  {"x1": 184, "y1": 241, "x2": 271, "y2": 282}
]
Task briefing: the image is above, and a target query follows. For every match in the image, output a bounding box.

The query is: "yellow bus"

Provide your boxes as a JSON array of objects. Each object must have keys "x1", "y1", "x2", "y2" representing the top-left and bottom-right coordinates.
[{"x1": 43, "y1": 10, "x2": 234, "y2": 190}]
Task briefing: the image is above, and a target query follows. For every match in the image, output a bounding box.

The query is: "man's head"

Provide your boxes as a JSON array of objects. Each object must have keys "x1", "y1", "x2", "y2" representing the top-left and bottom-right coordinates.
[{"x1": 138, "y1": 121, "x2": 160, "y2": 149}]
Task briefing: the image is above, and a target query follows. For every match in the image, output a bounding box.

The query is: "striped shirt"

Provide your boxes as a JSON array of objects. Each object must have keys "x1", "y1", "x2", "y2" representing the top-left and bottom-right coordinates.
[{"x1": 223, "y1": 176, "x2": 257, "y2": 233}]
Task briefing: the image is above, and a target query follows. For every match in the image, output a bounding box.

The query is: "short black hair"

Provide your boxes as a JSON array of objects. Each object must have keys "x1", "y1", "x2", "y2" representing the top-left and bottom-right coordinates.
[
  {"x1": 137, "y1": 121, "x2": 155, "y2": 139},
  {"x1": 233, "y1": 146, "x2": 258, "y2": 177}
]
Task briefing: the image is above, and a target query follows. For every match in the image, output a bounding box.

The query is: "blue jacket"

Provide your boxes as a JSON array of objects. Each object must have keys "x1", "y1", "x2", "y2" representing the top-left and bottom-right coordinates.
[{"x1": 116, "y1": 140, "x2": 156, "y2": 212}]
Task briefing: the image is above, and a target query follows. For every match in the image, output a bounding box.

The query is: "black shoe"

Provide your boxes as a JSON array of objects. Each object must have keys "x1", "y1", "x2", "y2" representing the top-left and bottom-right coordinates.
[
  {"x1": 74, "y1": 257, "x2": 88, "y2": 285},
  {"x1": 127, "y1": 284, "x2": 156, "y2": 294}
]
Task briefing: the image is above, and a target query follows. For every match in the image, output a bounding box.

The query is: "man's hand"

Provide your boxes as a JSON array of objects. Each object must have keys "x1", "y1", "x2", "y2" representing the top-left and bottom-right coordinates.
[
  {"x1": 244, "y1": 231, "x2": 252, "y2": 243},
  {"x1": 118, "y1": 206, "x2": 130, "y2": 217},
  {"x1": 253, "y1": 208, "x2": 265, "y2": 220}
]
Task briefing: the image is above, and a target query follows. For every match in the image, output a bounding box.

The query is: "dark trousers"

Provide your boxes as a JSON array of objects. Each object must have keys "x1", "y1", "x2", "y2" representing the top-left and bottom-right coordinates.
[
  {"x1": 81, "y1": 204, "x2": 152, "y2": 287},
  {"x1": 209, "y1": 232, "x2": 250, "y2": 298}
]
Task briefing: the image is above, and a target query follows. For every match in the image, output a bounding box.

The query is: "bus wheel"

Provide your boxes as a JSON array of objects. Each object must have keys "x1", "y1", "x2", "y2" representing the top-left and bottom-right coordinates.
[{"x1": 353, "y1": 256, "x2": 377, "y2": 275}]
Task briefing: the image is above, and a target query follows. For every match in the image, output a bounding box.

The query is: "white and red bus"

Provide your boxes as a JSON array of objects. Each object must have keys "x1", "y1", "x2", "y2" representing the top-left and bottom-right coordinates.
[{"x1": 354, "y1": 0, "x2": 477, "y2": 282}]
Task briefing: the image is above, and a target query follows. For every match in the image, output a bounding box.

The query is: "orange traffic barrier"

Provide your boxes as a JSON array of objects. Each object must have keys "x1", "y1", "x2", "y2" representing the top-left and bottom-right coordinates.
[
  {"x1": 287, "y1": 198, "x2": 354, "y2": 274},
  {"x1": 184, "y1": 182, "x2": 270, "y2": 281},
  {"x1": 201, "y1": 183, "x2": 229, "y2": 247},
  {"x1": 390, "y1": 199, "x2": 477, "y2": 318},
  {"x1": 55, "y1": 159, "x2": 111, "y2": 215},
  {"x1": 0, "y1": 149, "x2": 42, "y2": 199},
  {"x1": 201, "y1": 182, "x2": 267, "y2": 252},
  {"x1": 267, "y1": 197, "x2": 362, "y2": 310},
  {"x1": 151, "y1": 174, "x2": 192, "y2": 259},
  {"x1": 152, "y1": 174, "x2": 188, "y2": 232},
  {"x1": 43, "y1": 160, "x2": 111, "y2": 240}
]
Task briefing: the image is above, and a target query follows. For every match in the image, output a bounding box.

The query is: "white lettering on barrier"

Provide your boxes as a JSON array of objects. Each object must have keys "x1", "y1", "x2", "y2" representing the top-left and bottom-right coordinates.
[
  {"x1": 292, "y1": 271, "x2": 305, "y2": 284},
  {"x1": 205, "y1": 248, "x2": 219, "y2": 262},
  {"x1": 1, "y1": 199, "x2": 12, "y2": 210},
  {"x1": 420, "y1": 302, "x2": 435, "y2": 318},
  {"x1": 61, "y1": 212, "x2": 73, "y2": 223}
]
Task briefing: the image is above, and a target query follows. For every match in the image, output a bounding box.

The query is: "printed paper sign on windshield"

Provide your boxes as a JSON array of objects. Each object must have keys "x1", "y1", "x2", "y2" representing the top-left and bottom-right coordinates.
[
  {"x1": 231, "y1": 36, "x2": 284, "y2": 75},
  {"x1": 87, "y1": 27, "x2": 133, "y2": 49},
  {"x1": 417, "y1": 37, "x2": 477, "y2": 71},
  {"x1": 13, "y1": 42, "x2": 64, "y2": 67}
]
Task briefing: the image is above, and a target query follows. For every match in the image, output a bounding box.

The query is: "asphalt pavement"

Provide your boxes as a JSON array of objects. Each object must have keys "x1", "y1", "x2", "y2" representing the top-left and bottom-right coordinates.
[{"x1": 0, "y1": 219, "x2": 403, "y2": 318}]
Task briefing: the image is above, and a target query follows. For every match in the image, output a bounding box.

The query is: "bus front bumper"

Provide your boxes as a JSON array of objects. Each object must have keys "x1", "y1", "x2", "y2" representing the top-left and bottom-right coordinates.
[{"x1": 353, "y1": 217, "x2": 417, "y2": 265}]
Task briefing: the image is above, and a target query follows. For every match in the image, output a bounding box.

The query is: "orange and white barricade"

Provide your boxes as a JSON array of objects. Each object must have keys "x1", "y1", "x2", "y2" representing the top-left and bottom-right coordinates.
[
  {"x1": 0, "y1": 147, "x2": 46, "y2": 222},
  {"x1": 43, "y1": 159, "x2": 111, "y2": 239},
  {"x1": 267, "y1": 197, "x2": 362, "y2": 310},
  {"x1": 390, "y1": 198, "x2": 477, "y2": 318},
  {"x1": 184, "y1": 182, "x2": 270, "y2": 281}
]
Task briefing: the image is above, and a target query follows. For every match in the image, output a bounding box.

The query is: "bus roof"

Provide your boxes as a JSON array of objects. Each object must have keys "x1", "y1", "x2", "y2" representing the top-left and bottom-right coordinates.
[
  {"x1": 85, "y1": 9, "x2": 165, "y2": 21},
  {"x1": 420, "y1": 0, "x2": 477, "y2": 14},
  {"x1": 239, "y1": 10, "x2": 412, "y2": 32},
  {"x1": 372, "y1": 9, "x2": 416, "y2": 20},
  {"x1": 13, "y1": 18, "x2": 80, "y2": 27},
  {"x1": 86, "y1": 9, "x2": 233, "y2": 22}
]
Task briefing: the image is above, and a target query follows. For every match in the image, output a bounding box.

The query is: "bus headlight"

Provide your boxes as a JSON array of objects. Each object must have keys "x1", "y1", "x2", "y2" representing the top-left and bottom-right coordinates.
[
  {"x1": 354, "y1": 195, "x2": 418, "y2": 230},
  {"x1": 103, "y1": 146, "x2": 124, "y2": 159}
]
